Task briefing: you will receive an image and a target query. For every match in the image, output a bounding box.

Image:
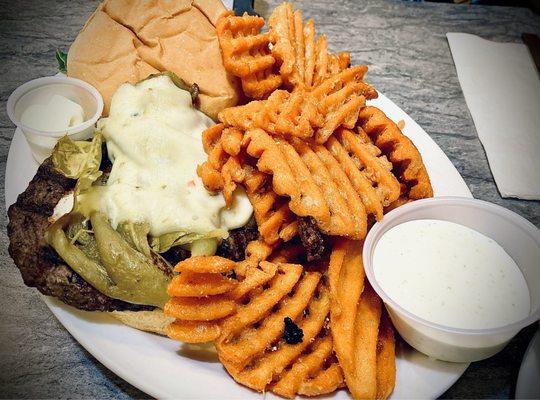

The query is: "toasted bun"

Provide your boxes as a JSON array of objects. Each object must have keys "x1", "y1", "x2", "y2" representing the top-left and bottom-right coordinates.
[
  {"x1": 67, "y1": 0, "x2": 239, "y2": 119},
  {"x1": 110, "y1": 309, "x2": 174, "y2": 336}
]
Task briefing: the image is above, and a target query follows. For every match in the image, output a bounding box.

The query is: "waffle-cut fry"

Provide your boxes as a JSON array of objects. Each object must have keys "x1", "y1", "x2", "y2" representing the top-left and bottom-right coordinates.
[
  {"x1": 268, "y1": 2, "x2": 351, "y2": 90},
  {"x1": 271, "y1": 335, "x2": 337, "y2": 398},
  {"x1": 167, "y1": 272, "x2": 237, "y2": 297},
  {"x1": 165, "y1": 295, "x2": 237, "y2": 321},
  {"x1": 247, "y1": 188, "x2": 298, "y2": 244},
  {"x1": 218, "y1": 282, "x2": 331, "y2": 393},
  {"x1": 376, "y1": 312, "x2": 396, "y2": 400},
  {"x1": 197, "y1": 161, "x2": 223, "y2": 192},
  {"x1": 221, "y1": 156, "x2": 245, "y2": 206},
  {"x1": 303, "y1": 19, "x2": 316, "y2": 88},
  {"x1": 218, "y1": 90, "x2": 322, "y2": 139},
  {"x1": 351, "y1": 283, "x2": 382, "y2": 400},
  {"x1": 165, "y1": 256, "x2": 239, "y2": 344},
  {"x1": 241, "y1": 129, "x2": 378, "y2": 240},
  {"x1": 166, "y1": 320, "x2": 222, "y2": 343},
  {"x1": 166, "y1": 252, "x2": 340, "y2": 397},
  {"x1": 317, "y1": 94, "x2": 365, "y2": 144},
  {"x1": 297, "y1": 363, "x2": 344, "y2": 396},
  {"x1": 245, "y1": 129, "x2": 331, "y2": 225},
  {"x1": 175, "y1": 256, "x2": 236, "y2": 274},
  {"x1": 216, "y1": 11, "x2": 282, "y2": 99},
  {"x1": 325, "y1": 136, "x2": 383, "y2": 220},
  {"x1": 337, "y1": 128, "x2": 401, "y2": 207},
  {"x1": 217, "y1": 67, "x2": 376, "y2": 143},
  {"x1": 290, "y1": 139, "x2": 363, "y2": 238},
  {"x1": 329, "y1": 239, "x2": 394, "y2": 400},
  {"x1": 219, "y1": 262, "x2": 303, "y2": 343},
  {"x1": 312, "y1": 66, "x2": 378, "y2": 143},
  {"x1": 218, "y1": 270, "x2": 320, "y2": 367},
  {"x1": 269, "y1": 3, "x2": 297, "y2": 84},
  {"x1": 358, "y1": 106, "x2": 433, "y2": 200}
]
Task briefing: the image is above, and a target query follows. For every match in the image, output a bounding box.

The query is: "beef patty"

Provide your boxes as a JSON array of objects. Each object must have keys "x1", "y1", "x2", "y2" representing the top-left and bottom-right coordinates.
[
  {"x1": 7, "y1": 158, "x2": 152, "y2": 311},
  {"x1": 7, "y1": 157, "x2": 271, "y2": 312}
]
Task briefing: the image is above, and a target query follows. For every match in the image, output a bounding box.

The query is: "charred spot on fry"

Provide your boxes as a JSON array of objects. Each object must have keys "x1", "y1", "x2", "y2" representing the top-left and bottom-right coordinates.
[{"x1": 283, "y1": 316, "x2": 304, "y2": 344}]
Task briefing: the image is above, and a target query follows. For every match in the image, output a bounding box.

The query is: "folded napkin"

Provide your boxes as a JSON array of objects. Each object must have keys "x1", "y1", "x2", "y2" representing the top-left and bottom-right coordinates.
[{"x1": 447, "y1": 32, "x2": 540, "y2": 200}]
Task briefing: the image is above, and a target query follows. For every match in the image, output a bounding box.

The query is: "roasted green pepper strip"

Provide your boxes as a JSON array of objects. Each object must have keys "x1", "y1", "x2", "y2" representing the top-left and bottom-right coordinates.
[
  {"x1": 46, "y1": 224, "x2": 115, "y2": 296},
  {"x1": 90, "y1": 212, "x2": 170, "y2": 307}
]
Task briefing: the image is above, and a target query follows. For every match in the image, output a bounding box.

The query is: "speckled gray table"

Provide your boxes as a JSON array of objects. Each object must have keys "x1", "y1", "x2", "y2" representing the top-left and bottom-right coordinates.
[{"x1": 0, "y1": 0, "x2": 539, "y2": 398}]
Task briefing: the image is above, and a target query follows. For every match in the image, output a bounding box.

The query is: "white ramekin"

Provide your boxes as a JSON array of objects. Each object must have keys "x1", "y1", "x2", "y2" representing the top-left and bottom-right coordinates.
[
  {"x1": 363, "y1": 196, "x2": 540, "y2": 363},
  {"x1": 7, "y1": 76, "x2": 103, "y2": 163}
]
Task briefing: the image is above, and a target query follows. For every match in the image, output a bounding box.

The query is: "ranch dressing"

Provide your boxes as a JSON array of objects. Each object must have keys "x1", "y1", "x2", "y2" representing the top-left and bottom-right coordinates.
[
  {"x1": 373, "y1": 219, "x2": 530, "y2": 329},
  {"x1": 21, "y1": 94, "x2": 85, "y2": 131},
  {"x1": 95, "y1": 75, "x2": 252, "y2": 237}
]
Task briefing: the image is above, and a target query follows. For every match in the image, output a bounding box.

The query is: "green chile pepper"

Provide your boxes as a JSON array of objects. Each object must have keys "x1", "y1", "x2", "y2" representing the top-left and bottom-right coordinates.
[
  {"x1": 90, "y1": 212, "x2": 170, "y2": 308},
  {"x1": 46, "y1": 213, "x2": 170, "y2": 308}
]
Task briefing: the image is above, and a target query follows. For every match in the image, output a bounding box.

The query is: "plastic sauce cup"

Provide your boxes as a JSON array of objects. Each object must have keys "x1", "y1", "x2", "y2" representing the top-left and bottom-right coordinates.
[
  {"x1": 363, "y1": 197, "x2": 540, "y2": 363},
  {"x1": 7, "y1": 76, "x2": 103, "y2": 163}
]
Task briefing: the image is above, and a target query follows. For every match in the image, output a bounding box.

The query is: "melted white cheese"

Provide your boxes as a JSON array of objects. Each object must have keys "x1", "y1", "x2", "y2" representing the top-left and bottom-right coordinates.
[
  {"x1": 373, "y1": 219, "x2": 530, "y2": 329},
  {"x1": 95, "y1": 75, "x2": 252, "y2": 237}
]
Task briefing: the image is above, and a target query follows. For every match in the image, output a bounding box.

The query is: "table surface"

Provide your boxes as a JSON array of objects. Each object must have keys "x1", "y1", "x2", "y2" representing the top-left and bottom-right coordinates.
[{"x1": 0, "y1": 0, "x2": 539, "y2": 398}]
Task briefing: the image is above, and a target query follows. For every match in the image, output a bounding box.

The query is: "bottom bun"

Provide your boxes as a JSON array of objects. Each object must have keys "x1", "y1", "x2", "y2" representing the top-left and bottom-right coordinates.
[{"x1": 110, "y1": 309, "x2": 174, "y2": 336}]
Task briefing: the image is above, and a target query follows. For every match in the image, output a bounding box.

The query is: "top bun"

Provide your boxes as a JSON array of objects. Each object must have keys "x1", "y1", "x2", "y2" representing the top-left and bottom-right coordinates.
[{"x1": 67, "y1": 0, "x2": 239, "y2": 119}]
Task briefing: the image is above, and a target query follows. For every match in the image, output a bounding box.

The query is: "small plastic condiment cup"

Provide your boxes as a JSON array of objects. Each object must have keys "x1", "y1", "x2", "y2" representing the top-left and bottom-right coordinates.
[
  {"x1": 363, "y1": 196, "x2": 540, "y2": 363},
  {"x1": 7, "y1": 76, "x2": 103, "y2": 163}
]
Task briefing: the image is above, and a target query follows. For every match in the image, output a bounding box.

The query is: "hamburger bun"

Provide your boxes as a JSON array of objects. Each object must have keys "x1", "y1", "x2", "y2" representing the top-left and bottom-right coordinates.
[
  {"x1": 110, "y1": 309, "x2": 174, "y2": 336},
  {"x1": 67, "y1": 0, "x2": 239, "y2": 119}
]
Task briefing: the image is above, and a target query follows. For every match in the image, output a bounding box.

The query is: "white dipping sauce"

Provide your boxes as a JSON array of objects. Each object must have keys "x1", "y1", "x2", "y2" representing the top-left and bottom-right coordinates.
[
  {"x1": 21, "y1": 94, "x2": 84, "y2": 131},
  {"x1": 373, "y1": 219, "x2": 530, "y2": 329}
]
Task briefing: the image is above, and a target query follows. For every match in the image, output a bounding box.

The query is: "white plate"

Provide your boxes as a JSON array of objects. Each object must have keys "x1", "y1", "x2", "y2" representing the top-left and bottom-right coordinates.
[
  {"x1": 5, "y1": 92, "x2": 472, "y2": 399},
  {"x1": 516, "y1": 327, "x2": 540, "y2": 399}
]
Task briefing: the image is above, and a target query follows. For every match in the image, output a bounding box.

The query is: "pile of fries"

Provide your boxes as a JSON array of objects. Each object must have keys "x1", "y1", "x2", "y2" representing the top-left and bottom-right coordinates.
[{"x1": 167, "y1": 2, "x2": 433, "y2": 399}]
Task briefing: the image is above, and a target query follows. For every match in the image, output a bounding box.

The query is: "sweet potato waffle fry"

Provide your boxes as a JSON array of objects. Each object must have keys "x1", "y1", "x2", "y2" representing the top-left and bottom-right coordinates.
[
  {"x1": 166, "y1": 252, "x2": 344, "y2": 398},
  {"x1": 216, "y1": 2, "x2": 360, "y2": 99},
  {"x1": 267, "y1": 2, "x2": 352, "y2": 90},
  {"x1": 199, "y1": 116, "x2": 420, "y2": 243},
  {"x1": 165, "y1": 256, "x2": 237, "y2": 343},
  {"x1": 311, "y1": 66, "x2": 378, "y2": 143},
  {"x1": 328, "y1": 239, "x2": 396, "y2": 400},
  {"x1": 216, "y1": 11, "x2": 282, "y2": 99},
  {"x1": 216, "y1": 266, "x2": 342, "y2": 397},
  {"x1": 217, "y1": 66, "x2": 377, "y2": 143},
  {"x1": 358, "y1": 106, "x2": 433, "y2": 202}
]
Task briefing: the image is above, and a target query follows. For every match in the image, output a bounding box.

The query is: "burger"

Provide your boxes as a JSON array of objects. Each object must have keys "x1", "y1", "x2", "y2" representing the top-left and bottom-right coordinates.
[{"x1": 8, "y1": 0, "x2": 257, "y2": 335}]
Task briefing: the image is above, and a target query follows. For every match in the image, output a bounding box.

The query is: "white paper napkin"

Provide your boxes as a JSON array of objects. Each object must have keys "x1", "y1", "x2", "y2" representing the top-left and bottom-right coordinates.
[{"x1": 447, "y1": 32, "x2": 540, "y2": 200}]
